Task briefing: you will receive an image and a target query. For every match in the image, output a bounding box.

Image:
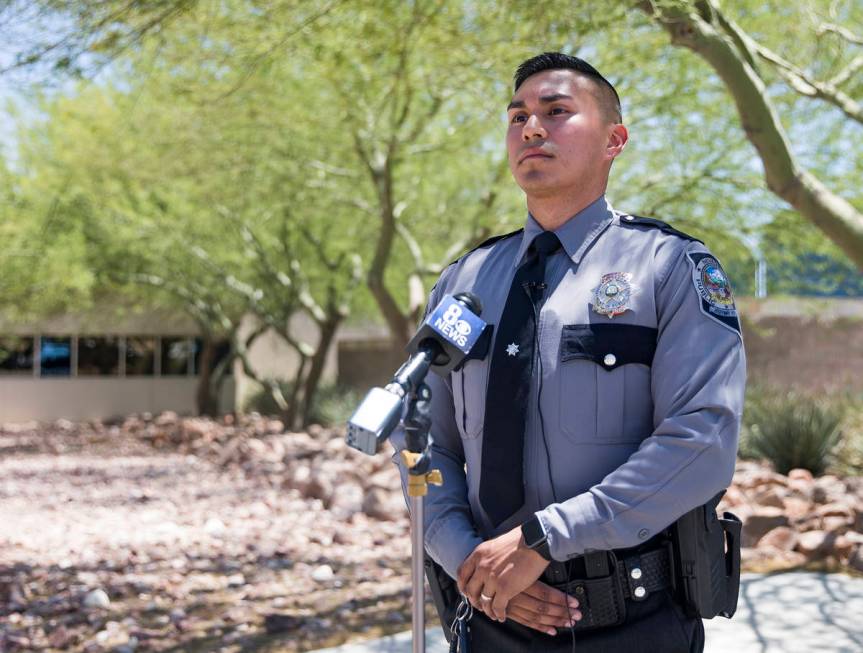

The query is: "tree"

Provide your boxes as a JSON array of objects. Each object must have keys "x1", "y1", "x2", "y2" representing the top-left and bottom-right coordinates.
[
  {"x1": 637, "y1": 0, "x2": 863, "y2": 270},
  {"x1": 11, "y1": 35, "x2": 370, "y2": 425}
]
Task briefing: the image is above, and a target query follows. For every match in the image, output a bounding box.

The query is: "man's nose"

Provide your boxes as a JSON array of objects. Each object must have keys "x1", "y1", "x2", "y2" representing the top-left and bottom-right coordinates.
[{"x1": 522, "y1": 114, "x2": 546, "y2": 141}]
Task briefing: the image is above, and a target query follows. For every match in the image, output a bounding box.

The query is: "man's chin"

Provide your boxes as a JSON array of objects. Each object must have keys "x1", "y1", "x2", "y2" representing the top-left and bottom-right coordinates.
[{"x1": 514, "y1": 174, "x2": 563, "y2": 198}]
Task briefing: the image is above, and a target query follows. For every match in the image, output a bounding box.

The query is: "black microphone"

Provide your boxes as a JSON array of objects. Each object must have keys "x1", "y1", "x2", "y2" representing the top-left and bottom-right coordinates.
[{"x1": 346, "y1": 292, "x2": 486, "y2": 454}]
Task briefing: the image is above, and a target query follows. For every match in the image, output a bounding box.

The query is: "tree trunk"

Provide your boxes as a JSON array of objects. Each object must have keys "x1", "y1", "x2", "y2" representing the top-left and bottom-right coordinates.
[
  {"x1": 195, "y1": 335, "x2": 218, "y2": 416},
  {"x1": 283, "y1": 354, "x2": 309, "y2": 430},
  {"x1": 299, "y1": 313, "x2": 343, "y2": 427}
]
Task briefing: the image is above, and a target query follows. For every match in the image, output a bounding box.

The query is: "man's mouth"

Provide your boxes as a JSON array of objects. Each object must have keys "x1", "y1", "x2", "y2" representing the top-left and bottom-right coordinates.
[{"x1": 519, "y1": 148, "x2": 552, "y2": 163}]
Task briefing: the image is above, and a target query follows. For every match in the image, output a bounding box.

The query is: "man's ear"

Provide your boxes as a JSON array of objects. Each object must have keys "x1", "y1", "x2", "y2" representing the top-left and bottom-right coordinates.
[{"x1": 606, "y1": 123, "x2": 628, "y2": 160}]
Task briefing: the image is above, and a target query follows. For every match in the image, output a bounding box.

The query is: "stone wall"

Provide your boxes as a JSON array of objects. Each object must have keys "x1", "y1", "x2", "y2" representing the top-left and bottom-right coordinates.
[{"x1": 739, "y1": 297, "x2": 863, "y2": 394}]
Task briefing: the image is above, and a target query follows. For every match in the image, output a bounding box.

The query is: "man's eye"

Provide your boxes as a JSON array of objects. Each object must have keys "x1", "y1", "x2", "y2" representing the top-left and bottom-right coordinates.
[
  {"x1": 510, "y1": 114, "x2": 526, "y2": 124},
  {"x1": 550, "y1": 107, "x2": 567, "y2": 115}
]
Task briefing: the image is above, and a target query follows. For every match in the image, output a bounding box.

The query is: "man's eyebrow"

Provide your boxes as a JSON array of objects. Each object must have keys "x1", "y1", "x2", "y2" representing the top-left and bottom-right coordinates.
[{"x1": 506, "y1": 93, "x2": 574, "y2": 111}]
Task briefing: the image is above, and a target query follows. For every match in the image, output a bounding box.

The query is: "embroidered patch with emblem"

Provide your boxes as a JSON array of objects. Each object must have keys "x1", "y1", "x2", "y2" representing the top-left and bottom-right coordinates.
[
  {"x1": 591, "y1": 272, "x2": 636, "y2": 318},
  {"x1": 688, "y1": 252, "x2": 740, "y2": 334}
]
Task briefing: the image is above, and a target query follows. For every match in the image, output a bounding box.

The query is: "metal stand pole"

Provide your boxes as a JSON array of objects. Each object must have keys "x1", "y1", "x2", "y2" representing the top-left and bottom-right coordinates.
[
  {"x1": 410, "y1": 494, "x2": 425, "y2": 653},
  {"x1": 401, "y1": 382, "x2": 442, "y2": 653}
]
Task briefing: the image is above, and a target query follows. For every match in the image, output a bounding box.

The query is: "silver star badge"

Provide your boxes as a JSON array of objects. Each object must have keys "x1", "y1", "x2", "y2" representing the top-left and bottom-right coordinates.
[{"x1": 506, "y1": 343, "x2": 519, "y2": 356}]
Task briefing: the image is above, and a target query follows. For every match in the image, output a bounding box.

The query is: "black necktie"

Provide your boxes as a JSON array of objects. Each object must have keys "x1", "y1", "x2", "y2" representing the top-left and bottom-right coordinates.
[{"x1": 480, "y1": 230, "x2": 561, "y2": 526}]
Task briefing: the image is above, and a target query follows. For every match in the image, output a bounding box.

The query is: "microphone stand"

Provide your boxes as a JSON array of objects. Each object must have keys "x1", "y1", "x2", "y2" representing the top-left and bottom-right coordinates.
[{"x1": 400, "y1": 381, "x2": 441, "y2": 653}]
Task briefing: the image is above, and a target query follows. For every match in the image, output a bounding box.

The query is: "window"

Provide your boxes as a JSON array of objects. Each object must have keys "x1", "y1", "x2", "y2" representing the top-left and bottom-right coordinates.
[
  {"x1": 125, "y1": 336, "x2": 156, "y2": 376},
  {"x1": 161, "y1": 337, "x2": 191, "y2": 376},
  {"x1": 40, "y1": 336, "x2": 72, "y2": 377},
  {"x1": 78, "y1": 336, "x2": 120, "y2": 376},
  {"x1": 0, "y1": 337, "x2": 34, "y2": 375}
]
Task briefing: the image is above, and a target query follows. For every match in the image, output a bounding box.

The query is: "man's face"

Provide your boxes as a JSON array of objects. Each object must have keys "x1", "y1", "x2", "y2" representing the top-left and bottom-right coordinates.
[{"x1": 506, "y1": 69, "x2": 619, "y2": 199}]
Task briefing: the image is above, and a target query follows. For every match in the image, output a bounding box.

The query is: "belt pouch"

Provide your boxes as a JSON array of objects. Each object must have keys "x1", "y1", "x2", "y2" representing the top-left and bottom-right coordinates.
[
  {"x1": 671, "y1": 490, "x2": 742, "y2": 619},
  {"x1": 554, "y1": 553, "x2": 626, "y2": 634}
]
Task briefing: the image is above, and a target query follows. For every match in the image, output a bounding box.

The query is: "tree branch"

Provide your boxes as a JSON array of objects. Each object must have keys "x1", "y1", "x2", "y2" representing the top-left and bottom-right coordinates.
[
  {"x1": 638, "y1": 0, "x2": 863, "y2": 269},
  {"x1": 817, "y1": 22, "x2": 863, "y2": 46}
]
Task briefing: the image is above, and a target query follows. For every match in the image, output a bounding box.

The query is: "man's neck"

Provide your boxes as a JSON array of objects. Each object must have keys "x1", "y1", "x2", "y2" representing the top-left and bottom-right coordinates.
[{"x1": 526, "y1": 187, "x2": 607, "y2": 231}]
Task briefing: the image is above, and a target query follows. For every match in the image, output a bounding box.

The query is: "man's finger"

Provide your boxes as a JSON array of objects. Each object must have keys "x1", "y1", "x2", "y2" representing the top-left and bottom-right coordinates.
[
  {"x1": 464, "y1": 573, "x2": 487, "y2": 608},
  {"x1": 522, "y1": 581, "x2": 580, "y2": 613},
  {"x1": 506, "y1": 606, "x2": 560, "y2": 636},
  {"x1": 507, "y1": 604, "x2": 573, "y2": 630},
  {"x1": 509, "y1": 592, "x2": 571, "y2": 620},
  {"x1": 523, "y1": 581, "x2": 574, "y2": 607},
  {"x1": 490, "y1": 589, "x2": 511, "y2": 622},
  {"x1": 457, "y1": 554, "x2": 478, "y2": 593}
]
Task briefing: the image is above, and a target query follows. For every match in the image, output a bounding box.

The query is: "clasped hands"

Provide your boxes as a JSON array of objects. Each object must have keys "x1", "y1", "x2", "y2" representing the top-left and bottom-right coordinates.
[{"x1": 456, "y1": 525, "x2": 583, "y2": 636}]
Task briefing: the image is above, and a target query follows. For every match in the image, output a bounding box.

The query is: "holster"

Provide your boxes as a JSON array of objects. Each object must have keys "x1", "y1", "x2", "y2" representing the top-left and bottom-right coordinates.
[
  {"x1": 424, "y1": 552, "x2": 460, "y2": 644},
  {"x1": 669, "y1": 490, "x2": 742, "y2": 619}
]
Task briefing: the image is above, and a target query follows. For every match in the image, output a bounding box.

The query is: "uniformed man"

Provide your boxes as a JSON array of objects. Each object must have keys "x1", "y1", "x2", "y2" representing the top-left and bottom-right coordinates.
[{"x1": 391, "y1": 52, "x2": 745, "y2": 652}]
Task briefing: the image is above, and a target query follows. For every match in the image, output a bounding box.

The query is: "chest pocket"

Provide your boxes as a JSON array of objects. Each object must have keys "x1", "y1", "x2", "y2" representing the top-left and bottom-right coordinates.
[
  {"x1": 558, "y1": 324, "x2": 657, "y2": 443},
  {"x1": 452, "y1": 359, "x2": 488, "y2": 439},
  {"x1": 450, "y1": 323, "x2": 494, "y2": 440}
]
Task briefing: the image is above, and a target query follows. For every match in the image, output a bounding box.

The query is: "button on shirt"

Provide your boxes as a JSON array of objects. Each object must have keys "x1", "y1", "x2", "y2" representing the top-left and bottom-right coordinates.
[{"x1": 390, "y1": 195, "x2": 747, "y2": 579}]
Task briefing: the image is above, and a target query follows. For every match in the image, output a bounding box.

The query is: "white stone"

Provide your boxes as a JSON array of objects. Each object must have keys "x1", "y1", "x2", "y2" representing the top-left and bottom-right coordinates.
[
  {"x1": 204, "y1": 517, "x2": 226, "y2": 535},
  {"x1": 311, "y1": 564, "x2": 335, "y2": 582},
  {"x1": 83, "y1": 589, "x2": 110, "y2": 609}
]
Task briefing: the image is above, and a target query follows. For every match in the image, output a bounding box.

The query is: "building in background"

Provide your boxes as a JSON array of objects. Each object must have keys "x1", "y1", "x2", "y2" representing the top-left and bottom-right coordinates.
[{"x1": 0, "y1": 306, "x2": 234, "y2": 423}]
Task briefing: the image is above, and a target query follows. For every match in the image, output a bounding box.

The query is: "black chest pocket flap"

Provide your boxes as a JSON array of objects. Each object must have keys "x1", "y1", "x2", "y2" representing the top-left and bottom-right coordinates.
[{"x1": 561, "y1": 324, "x2": 658, "y2": 371}]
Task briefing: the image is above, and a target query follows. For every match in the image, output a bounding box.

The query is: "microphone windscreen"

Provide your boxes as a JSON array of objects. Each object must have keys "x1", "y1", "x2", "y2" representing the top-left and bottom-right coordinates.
[{"x1": 452, "y1": 291, "x2": 483, "y2": 317}]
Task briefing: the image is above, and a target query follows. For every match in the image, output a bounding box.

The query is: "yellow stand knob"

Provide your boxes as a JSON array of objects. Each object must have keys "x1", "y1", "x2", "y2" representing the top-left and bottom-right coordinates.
[{"x1": 401, "y1": 451, "x2": 443, "y2": 497}]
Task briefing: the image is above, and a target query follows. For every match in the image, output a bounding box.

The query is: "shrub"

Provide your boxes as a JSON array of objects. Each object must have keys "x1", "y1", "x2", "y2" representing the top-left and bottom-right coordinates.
[
  {"x1": 242, "y1": 380, "x2": 363, "y2": 427},
  {"x1": 832, "y1": 399, "x2": 863, "y2": 476},
  {"x1": 741, "y1": 385, "x2": 844, "y2": 476}
]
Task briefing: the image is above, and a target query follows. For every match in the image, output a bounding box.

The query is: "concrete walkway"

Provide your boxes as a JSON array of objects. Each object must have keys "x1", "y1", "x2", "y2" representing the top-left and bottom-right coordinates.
[{"x1": 314, "y1": 572, "x2": 863, "y2": 653}]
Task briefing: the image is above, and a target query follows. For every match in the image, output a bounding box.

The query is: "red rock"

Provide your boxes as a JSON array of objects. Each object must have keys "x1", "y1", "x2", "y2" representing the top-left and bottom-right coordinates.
[
  {"x1": 812, "y1": 476, "x2": 846, "y2": 504},
  {"x1": 719, "y1": 484, "x2": 747, "y2": 509},
  {"x1": 742, "y1": 545, "x2": 806, "y2": 571},
  {"x1": 155, "y1": 411, "x2": 179, "y2": 426},
  {"x1": 787, "y1": 479, "x2": 814, "y2": 500},
  {"x1": 822, "y1": 516, "x2": 852, "y2": 534},
  {"x1": 752, "y1": 486, "x2": 787, "y2": 509},
  {"x1": 849, "y1": 545, "x2": 863, "y2": 573},
  {"x1": 816, "y1": 503, "x2": 854, "y2": 532},
  {"x1": 795, "y1": 530, "x2": 837, "y2": 559},
  {"x1": 788, "y1": 468, "x2": 814, "y2": 482},
  {"x1": 741, "y1": 507, "x2": 789, "y2": 547},
  {"x1": 305, "y1": 473, "x2": 334, "y2": 503},
  {"x1": 362, "y1": 487, "x2": 405, "y2": 521},
  {"x1": 737, "y1": 469, "x2": 788, "y2": 491},
  {"x1": 757, "y1": 526, "x2": 798, "y2": 551},
  {"x1": 816, "y1": 503, "x2": 855, "y2": 519},
  {"x1": 846, "y1": 500, "x2": 863, "y2": 533},
  {"x1": 327, "y1": 482, "x2": 364, "y2": 519},
  {"x1": 833, "y1": 533, "x2": 863, "y2": 559},
  {"x1": 783, "y1": 497, "x2": 814, "y2": 522}
]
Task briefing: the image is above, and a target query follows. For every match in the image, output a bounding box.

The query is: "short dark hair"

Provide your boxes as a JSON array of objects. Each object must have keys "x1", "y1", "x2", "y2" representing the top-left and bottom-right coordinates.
[{"x1": 513, "y1": 52, "x2": 622, "y2": 123}]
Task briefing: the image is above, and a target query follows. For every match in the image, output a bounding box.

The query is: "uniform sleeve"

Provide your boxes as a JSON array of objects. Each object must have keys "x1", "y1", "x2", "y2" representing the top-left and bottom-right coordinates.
[
  {"x1": 537, "y1": 240, "x2": 746, "y2": 560},
  {"x1": 389, "y1": 274, "x2": 483, "y2": 578}
]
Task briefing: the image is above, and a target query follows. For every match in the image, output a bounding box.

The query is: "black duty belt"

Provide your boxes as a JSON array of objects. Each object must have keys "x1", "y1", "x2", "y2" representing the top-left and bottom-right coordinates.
[{"x1": 540, "y1": 540, "x2": 675, "y2": 634}]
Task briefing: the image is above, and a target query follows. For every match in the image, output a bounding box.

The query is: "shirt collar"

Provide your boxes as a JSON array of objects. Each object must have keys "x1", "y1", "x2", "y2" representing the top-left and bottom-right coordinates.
[{"x1": 514, "y1": 194, "x2": 615, "y2": 268}]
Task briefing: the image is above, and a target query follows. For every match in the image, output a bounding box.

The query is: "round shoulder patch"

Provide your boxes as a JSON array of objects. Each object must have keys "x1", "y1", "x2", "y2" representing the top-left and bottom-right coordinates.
[
  {"x1": 687, "y1": 251, "x2": 740, "y2": 334},
  {"x1": 695, "y1": 256, "x2": 735, "y2": 315}
]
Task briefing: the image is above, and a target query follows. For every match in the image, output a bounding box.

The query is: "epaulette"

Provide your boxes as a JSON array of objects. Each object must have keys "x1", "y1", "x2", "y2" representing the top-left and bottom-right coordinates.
[
  {"x1": 448, "y1": 228, "x2": 524, "y2": 266},
  {"x1": 619, "y1": 214, "x2": 703, "y2": 244}
]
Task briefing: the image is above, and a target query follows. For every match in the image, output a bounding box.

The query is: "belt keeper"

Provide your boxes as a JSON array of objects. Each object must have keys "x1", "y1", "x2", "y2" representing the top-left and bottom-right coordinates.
[{"x1": 584, "y1": 550, "x2": 610, "y2": 578}]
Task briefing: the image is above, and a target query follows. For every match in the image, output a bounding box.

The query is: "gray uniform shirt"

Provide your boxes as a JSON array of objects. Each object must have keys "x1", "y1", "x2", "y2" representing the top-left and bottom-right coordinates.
[{"x1": 391, "y1": 195, "x2": 746, "y2": 579}]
